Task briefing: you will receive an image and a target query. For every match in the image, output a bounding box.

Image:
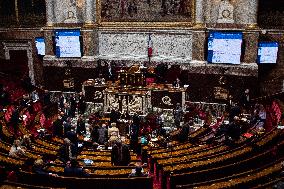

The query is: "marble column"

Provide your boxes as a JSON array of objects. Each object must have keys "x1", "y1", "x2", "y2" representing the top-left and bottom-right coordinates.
[
  {"x1": 85, "y1": 0, "x2": 95, "y2": 26},
  {"x1": 81, "y1": 29, "x2": 97, "y2": 61},
  {"x1": 44, "y1": 30, "x2": 54, "y2": 56},
  {"x1": 247, "y1": 0, "x2": 258, "y2": 27},
  {"x1": 46, "y1": 0, "x2": 54, "y2": 26},
  {"x1": 203, "y1": 0, "x2": 210, "y2": 23},
  {"x1": 243, "y1": 32, "x2": 259, "y2": 63},
  {"x1": 192, "y1": 30, "x2": 206, "y2": 61},
  {"x1": 195, "y1": 0, "x2": 204, "y2": 26}
]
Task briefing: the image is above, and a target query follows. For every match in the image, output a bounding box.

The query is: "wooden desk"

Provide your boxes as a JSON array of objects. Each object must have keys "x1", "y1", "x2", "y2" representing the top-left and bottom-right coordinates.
[{"x1": 82, "y1": 80, "x2": 186, "y2": 114}]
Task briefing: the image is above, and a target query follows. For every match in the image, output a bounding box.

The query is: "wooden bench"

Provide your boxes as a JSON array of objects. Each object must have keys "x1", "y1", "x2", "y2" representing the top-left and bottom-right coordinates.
[
  {"x1": 169, "y1": 148, "x2": 277, "y2": 188},
  {"x1": 17, "y1": 171, "x2": 153, "y2": 189},
  {"x1": 175, "y1": 161, "x2": 282, "y2": 189}
]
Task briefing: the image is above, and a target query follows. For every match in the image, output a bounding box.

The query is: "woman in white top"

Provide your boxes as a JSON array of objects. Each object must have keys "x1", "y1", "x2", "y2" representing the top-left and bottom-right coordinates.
[
  {"x1": 108, "y1": 123, "x2": 120, "y2": 145},
  {"x1": 257, "y1": 104, "x2": 266, "y2": 131},
  {"x1": 9, "y1": 139, "x2": 26, "y2": 158}
]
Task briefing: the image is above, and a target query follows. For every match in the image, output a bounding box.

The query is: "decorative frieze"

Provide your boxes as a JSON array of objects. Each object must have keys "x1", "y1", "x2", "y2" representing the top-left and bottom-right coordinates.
[{"x1": 98, "y1": 31, "x2": 192, "y2": 63}]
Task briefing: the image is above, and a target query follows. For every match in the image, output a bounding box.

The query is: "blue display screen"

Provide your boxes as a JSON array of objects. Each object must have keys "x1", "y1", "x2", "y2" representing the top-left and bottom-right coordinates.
[
  {"x1": 207, "y1": 31, "x2": 243, "y2": 64},
  {"x1": 55, "y1": 29, "x2": 82, "y2": 58},
  {"x1": 257, "y1": 42, "x2": 278, "y2": 64},
  {"x1": 35, "y1": 37, "x2": 45, "y2": 56}
]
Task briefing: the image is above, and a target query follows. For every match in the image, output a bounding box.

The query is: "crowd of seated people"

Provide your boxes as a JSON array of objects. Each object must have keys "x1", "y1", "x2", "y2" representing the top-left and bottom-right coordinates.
[
  {"x1": 2, "y1": 73, "x2": 283, "y2": 189},
  {"x1": 167, "y1": 92, "x2": 280, "y2": 147}
]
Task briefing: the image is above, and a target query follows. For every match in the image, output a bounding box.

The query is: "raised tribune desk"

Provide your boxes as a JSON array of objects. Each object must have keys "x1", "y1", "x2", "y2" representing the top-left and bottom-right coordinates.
[{"x1": 82, "y1": 81, "x2": 185, "y2": 115}]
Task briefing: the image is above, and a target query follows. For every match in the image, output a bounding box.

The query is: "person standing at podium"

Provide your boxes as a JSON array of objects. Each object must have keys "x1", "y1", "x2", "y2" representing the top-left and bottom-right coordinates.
[
  {"x1": 174, "y1": 103, "x2": 183, "y2": 128},
  {"x1": 106, "y1": 61, "x2": 116, "y2": 83},
  {"x1": 110, "y1": 109, "x2": 120, "y2": 123},
  {"x1": 78, "y1": 92, "x2": 86, "y2": 115},
  {"x1": 173, "y1": 77, "x2": 182, "y2": 88}
]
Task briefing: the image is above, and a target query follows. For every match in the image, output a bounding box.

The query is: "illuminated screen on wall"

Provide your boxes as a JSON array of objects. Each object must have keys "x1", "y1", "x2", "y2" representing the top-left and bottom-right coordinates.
[
  {"x1": 257, "y1": 42, "x2": 278, "y2": 64},
  {"x1": 207, "y1": 31, "x2": 243, "y2": 64},
  {"x1": 55, "y1": 29, "x2": 82, "y2": 58},
  {"x1": 35, "y1": 37, "x2": 45, "y2": 56}
]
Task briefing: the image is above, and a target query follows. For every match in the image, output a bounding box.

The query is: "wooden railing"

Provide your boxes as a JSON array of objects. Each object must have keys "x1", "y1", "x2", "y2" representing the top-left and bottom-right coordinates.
[
  {"x1": 176, "y1": 161, "x2": 282, "y2": 189},
  {"x1": 16, "y1": 171, "x2": 153, "y2": 189},
  {"x1": 170, "y1": 139, "x2": 284, "y2": 188}
]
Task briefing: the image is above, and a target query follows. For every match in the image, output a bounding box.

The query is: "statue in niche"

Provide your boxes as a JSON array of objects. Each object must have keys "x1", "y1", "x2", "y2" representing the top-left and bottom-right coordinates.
[
  {"x1": 64, "y1": 11, "x2": 78, "y2": 23},
  {"x1": 64, "y1": 0, "x2": 78, "y2": 23},
  {"x1": 217, "y1": 0, "x2": 234, "y2": 23}
]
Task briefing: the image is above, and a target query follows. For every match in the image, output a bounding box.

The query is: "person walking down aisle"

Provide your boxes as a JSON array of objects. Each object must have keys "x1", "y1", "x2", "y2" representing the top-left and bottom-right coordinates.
[
  {"x1": 78, "y1": 92, "x2": 86, "y2": 115},
  {"x1": 98, "y1": 124, "x2": 108, "y2": 145},
  {"x1": 77, "y1": 114, "x2": 86, "y2": 135},
  {"x1": 58, "y1": 138, "x2": 77, "y2": 164},
  {"x1": 111, "y1": 140, "x2": 130, "y2": 166}
]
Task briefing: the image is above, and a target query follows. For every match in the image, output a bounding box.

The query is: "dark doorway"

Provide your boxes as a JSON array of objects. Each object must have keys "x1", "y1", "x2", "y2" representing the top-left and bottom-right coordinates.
[{"x1": 1, "y1": 50, "x2": 29, "y2": 79}]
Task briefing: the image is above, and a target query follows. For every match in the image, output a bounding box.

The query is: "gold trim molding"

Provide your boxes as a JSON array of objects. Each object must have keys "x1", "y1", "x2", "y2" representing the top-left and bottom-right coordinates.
[
  {"x1": 246, "y1": 23, "x2": 259, "y2": 30},
  {"x1": 193, "y1": 22, "x2": 205, "y2": 28}
]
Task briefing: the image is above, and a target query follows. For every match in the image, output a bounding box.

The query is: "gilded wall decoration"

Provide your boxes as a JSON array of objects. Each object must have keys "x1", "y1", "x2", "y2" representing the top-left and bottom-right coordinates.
[{"x1": 98, "y1": 0, "x2": 195, "y2": 26}]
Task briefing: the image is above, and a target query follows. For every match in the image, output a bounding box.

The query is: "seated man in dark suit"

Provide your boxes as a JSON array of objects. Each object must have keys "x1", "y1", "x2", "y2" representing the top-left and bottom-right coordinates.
[
  {"x1": 53, "y1": 115, "x2": 64, "y2": 137},
  {"x1": 64, "y1": 159, "x2": 89, "y2": 177},
  {"x1": 58, "y1": 138, "x2": 78, "y2": 164},
  {"x1": 229, "y1": 103, "x2": 241, "y2": 122},
  {"x1": 111, "y1": 140, "x2": 130, "y2": 166},
  {"x1": 33, "y1": 159, "x2": 57, "y2": 177},
  {"x1": 177, "y1": 122, "x2": 190, "y2": 142},
  {"x1": 226, "y1": 116, "x2": 241, "y2": 142},
  {"x1": 43, "y1": 90, "x2": 51, "y2": 106},
  {"x1": 66, "y1": 126, "x2": 78, "y2": 146},
  {"x1": 128, "y1": 166, "x2": 148, "y2": 177}
]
